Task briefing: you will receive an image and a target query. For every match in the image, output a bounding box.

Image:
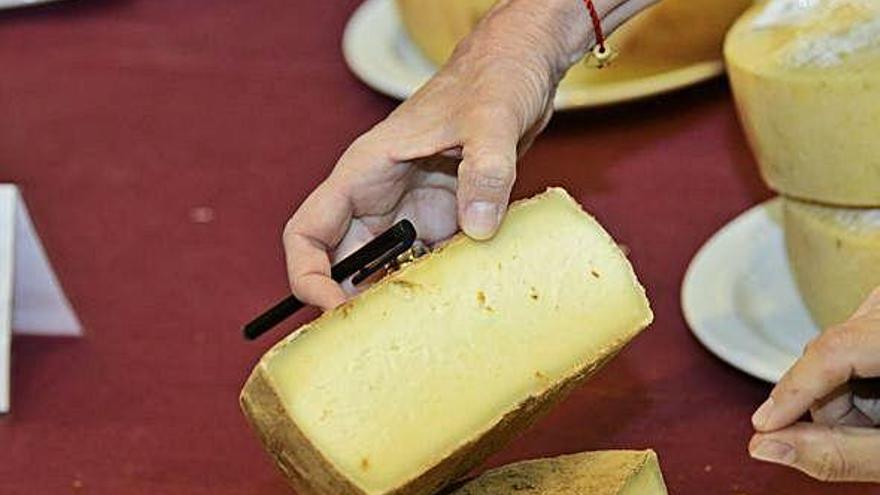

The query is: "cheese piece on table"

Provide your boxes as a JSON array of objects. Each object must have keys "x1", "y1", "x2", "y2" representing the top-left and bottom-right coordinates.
[
  {"x1": 784, "y1": 197, "x2": 880, "y2": 328},
  {"x1": 447, "y1": 450, "x2": 667, "y2": 495},
  {"x1": 240, "y1": 188, "x2": 653, "y2": 495},
  {"x1": 726, "y1": 0, "x2": 880, "y2": 206}
]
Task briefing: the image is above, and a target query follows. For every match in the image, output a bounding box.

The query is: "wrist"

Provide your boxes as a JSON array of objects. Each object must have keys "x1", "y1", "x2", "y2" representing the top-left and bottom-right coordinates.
[{"x1": 459, "y1": 0, "x2": 599, "y2": 84}]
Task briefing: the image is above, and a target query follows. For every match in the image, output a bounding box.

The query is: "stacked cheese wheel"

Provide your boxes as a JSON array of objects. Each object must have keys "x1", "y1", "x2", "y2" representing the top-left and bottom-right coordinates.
[
  {"x1": 726, "y1": 0, "x2": 880, "y2": 328},
  {"x1": 397, "y1": 0, "x2": 752, "y2": 89}
]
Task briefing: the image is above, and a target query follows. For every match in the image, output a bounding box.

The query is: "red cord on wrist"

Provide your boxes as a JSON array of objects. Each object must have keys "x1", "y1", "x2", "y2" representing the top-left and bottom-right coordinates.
[{"x1": 583, "y1": 0, "x2": 606, "y2": 54}]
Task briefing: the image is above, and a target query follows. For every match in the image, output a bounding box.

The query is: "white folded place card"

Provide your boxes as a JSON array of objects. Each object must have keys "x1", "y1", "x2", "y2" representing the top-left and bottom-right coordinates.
[{"x1": 0, "y1": 185, "x2": 81, "y2": 413}]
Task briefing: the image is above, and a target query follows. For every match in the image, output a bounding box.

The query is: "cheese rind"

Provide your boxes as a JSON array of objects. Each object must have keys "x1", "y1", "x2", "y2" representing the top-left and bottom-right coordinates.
[
  {"x1": 784, "y1": 198, "x2": 880, "y2": 328},
  {"x1": 726, "y1": 1, "x2": 880, "y2": 206},
  {"x1": 240, "y1": 188, "x2": 653, "y2": 495},
  {"x1": 448, "y1": 450, "x2": 667, "y2": 495}
]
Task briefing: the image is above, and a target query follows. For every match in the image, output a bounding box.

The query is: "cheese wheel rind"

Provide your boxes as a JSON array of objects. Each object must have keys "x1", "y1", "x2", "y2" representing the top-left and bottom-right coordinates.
[
  {"x1": 784, "y1": 197, "x2": 880, "y2": 328},
  {"x1": 726, "y1": 1, "x2": 880, "y2": 206},
  {"x1": 449, "y1": 450, "x2": 668, "y2": 495}
]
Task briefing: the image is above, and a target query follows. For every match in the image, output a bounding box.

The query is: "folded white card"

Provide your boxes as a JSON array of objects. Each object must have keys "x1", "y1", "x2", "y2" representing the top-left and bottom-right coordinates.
[{"x1": 0, "y1": 185, "x2": 81, "y2": 413}]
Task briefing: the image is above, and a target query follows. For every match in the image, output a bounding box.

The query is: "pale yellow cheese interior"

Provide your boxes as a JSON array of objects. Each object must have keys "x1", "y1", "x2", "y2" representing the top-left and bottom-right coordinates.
[
  {"x1": 784, "y1": 197, "x2": 880, "y2": 328},
  {"x1": 260, "y1": 188, "x2": 652, "y2": 494},
  {"x1": 726, "y1": 0, "x2": 880, "y2": 206},
  {"x1": 450, "y1": 450, "x2": 667, "y2": 495}
]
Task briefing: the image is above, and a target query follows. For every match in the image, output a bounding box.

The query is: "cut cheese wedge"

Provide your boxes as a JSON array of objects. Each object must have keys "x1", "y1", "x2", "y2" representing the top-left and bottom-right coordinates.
[
  {"x1": 240, "y1": 188, "x2": 653, "y2": 495},
  {"x1": 447, "y1": 450, "x2": 667, "y2": 495},
  {"x1": 784, "y1": 197, "x2": 880, "y2": 328},
  {"x1": 726, "y1": 0, "x2": 880, "y2": 206}
]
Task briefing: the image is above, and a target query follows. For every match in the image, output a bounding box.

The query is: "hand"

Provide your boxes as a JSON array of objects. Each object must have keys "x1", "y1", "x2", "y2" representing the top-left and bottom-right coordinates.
[
  {"x1": 750, "y1": 288, "x2": 880, "y2": 482},
  {"x1": 283, "y1": 0, "x2": 657, "y2": 310}
]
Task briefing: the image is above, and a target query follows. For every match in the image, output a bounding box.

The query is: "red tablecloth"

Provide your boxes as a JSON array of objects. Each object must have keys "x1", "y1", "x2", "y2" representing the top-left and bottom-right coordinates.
[{"x1": 0, "y1": 1, "x2": 875, "y2": 494}]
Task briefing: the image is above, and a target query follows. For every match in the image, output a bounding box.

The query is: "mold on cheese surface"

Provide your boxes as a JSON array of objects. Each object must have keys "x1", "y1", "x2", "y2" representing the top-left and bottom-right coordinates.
[
  {"x1": 240, "y1": 188, "x2": 653, "y2": 495},
  {"x1": 448, "y1": 450, "x2": 667, "y2": 495},
  {"x1": 784, "y1": 197, "x2": 880, "y2": 329},
  {"x1": 726, "y1": 0, "x2": 880, "y2": 206}
]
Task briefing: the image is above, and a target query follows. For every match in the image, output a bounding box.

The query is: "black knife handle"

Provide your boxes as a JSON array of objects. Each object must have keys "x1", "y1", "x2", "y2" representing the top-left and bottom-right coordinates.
[{"x1": 242, "y1": 220, "x2": 417, "y2": 341}]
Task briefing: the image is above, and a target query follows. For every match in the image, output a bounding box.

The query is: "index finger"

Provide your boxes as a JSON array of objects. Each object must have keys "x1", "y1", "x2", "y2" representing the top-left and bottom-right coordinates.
[
  {"x1": 283, "y1": 180, "x2": 352, "y2": 310},
  {"x1": 754, "y1": 313, "x2": 880, "y2": 432}
]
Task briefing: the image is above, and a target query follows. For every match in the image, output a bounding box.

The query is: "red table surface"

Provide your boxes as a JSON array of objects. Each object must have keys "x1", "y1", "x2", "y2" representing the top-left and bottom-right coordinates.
[{"x1": 0, "y1": 1, "x2": 875, "y2": 494}]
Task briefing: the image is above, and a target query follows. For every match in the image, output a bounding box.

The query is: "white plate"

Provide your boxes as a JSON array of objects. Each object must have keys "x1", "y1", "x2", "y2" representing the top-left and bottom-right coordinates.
[
  {"x1": 342, "y1": 0, "x2": 726, "y2": 111},
  {"x1": 0, "y1": 0, "x2": 63, "y2": 10},
  {"x1": 682, "y1": 199, "x2": 820, "y2": 383}
]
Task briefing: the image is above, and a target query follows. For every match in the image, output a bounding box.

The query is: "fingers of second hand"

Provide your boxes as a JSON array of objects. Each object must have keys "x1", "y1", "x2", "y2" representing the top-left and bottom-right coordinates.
[
  {"x1": 750, "y1": 423, "x2": 880, "y2": 482},
  {"x1": 755, "y1": 317, "x2": 880, "y2": 432},
  {"x1": 852, "y1": 286, "x2": 880, "y2": 319}
]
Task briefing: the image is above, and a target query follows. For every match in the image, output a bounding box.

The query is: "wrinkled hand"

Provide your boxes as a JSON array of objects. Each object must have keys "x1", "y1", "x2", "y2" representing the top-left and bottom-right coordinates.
[
  {"x1": 283, "y1": 0, "x2": 657, "y2": 310},
  {"x1": 750, "y1": 288, "x2": 880, "y2": 482}
]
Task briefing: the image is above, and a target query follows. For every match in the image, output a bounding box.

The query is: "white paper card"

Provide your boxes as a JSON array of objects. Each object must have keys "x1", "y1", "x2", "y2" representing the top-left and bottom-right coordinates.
[{"x1": 0, "y1": 185, "x2": 81, "y2": 413}]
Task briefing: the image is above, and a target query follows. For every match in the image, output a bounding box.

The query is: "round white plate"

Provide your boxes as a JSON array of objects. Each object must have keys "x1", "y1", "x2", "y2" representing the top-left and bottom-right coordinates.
[
  {"x1": 342, "y1": 0, "x2": 726, "y2": 111},
  {"x1": 682, "y1": 199, "x2": 820, "y2": 383},
  {"x1": 0, "y1": 0, "x2": 63, "y2": 10}
]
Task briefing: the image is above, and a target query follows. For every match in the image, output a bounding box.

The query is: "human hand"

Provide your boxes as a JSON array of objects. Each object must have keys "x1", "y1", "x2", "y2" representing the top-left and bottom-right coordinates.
[
  {"x1": 750, "y1": 288, "x2": 880, "y2": 482},
  {"x1": 283, "y1": 0, "x2": 657, "y2": 310}
]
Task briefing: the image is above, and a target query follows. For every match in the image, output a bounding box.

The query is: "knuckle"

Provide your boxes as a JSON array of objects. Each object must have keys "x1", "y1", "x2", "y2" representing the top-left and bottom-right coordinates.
[
  {"x1": 809, "y1": 327, "x2": 851, "y2": 360},
  {"x1": 282, "y1": 218, "x2": 297, "y2": 244},
  {"x1": 813, "y1": 435, "x2": 851, "y2": 482},
  {"x1": 345, "y1": 134, "x2": 375, "y2": 159},
  {"x1": 466, "y1": 160, "x2": 515, "y2": 192},
  {"x1": 802, "y1": 331, "x2": 851, "y2": 383}
]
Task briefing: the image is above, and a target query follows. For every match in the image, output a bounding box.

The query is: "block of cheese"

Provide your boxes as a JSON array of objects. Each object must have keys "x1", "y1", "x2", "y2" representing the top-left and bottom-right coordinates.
[
  {"x1": 726, "y1": 0, "x2": 880, "y2": 206},
  {"x1": 397, "y1": 0, "x2": 751, "y2": 89},
  {"x1": 240, "y1": 188, "x2": 653, "y2": 495},
  {"x1": 447, "y1": 450, "x2": 667, "y2": 495},
  {"x1": 784, "y1": 197, "x2": 880, "y2": 328}
]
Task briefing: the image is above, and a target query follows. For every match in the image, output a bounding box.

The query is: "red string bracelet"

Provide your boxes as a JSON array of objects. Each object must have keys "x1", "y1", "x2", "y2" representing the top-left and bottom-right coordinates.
[{"x1": 583, "y1": 0, "x2": 615, "y2": 67}]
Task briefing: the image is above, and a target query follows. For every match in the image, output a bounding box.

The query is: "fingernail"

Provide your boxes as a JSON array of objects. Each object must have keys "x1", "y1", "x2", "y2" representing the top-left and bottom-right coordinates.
[
  {"x1": 750, "y1": 439, "x2": 796, "y2": 465},
  {"x1": 465, "y1": 201, "x2": 499, "y2": 240},
  {"x1": 752, "y1": 397, "x2": 775, "y2": 429}
]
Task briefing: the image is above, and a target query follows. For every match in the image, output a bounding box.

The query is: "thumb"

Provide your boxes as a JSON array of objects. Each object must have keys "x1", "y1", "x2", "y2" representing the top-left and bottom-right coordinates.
[
  {"x1": 749, "y1": 422, "x2": 880, "y2": 482},
  {"x1": 457, "y1": 118, "x2": 518, "y2": 241}
]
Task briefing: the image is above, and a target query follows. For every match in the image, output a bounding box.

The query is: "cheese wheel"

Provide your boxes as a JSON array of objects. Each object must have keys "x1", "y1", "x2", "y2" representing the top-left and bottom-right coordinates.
[
  {"x1": 397, "y1": 0, "x2": 751, "y2": 89},
  {"x1": 449, "y1": 450, "x2": 667, "y2": 495},
  {"x1": 784, "y1": 197, "x2": 880, "y2": 329},
  {"x1": 240, "y1": 188, "x2": 653, "y2": 495},
  {"x1": 726, "y1": 0, "x2": 880, "y2": 206}
]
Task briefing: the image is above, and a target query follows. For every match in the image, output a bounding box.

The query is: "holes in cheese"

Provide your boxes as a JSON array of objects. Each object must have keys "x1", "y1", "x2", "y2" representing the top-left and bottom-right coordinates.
[
  {"x1": 446, "y1": 450, "x2": 667, "y2": 495},
  {"x1": 240, "y1": 188, "x2": 653, "y2": 495},
  {"x1": 726, "y1": 0, "x2": 880, "y2": 206},
  {"x1": 784, "y1": 197, "x2": 880, "y2": 328}
]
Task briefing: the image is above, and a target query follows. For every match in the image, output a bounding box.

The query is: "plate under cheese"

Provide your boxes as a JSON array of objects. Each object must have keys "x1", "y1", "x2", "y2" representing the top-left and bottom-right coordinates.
[
  {"x1": 240, "y1": 188, "x2": 653, "y2": 495},
  {"x1": 784, "y1": 197, "x2": 880, "y2": 328},
  {"x1": 448, "y1": 450, "x2": 667, "y2": 495},
  {"x1": 726, "y1": 0, "x2": 880, "y2": 206}
]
